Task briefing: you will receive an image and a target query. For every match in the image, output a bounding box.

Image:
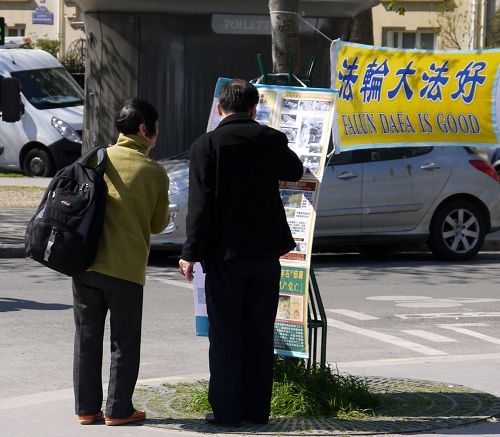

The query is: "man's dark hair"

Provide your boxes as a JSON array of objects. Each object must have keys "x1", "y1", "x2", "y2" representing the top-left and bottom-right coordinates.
[
  {"x1": 219, "y1": 79, "x2": 259, "y2": 113},
  {"x1": 115, "y1": 98, "x2": 158, "y2": 138}
]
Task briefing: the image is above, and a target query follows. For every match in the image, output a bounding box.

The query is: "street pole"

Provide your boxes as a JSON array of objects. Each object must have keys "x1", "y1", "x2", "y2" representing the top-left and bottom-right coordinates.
[
  {"x1": 268, "y1": 0, "x2": 300, "y2": 79},
  {"x1": 58, "y1": 0, "x2": 66, "y2": 58}
]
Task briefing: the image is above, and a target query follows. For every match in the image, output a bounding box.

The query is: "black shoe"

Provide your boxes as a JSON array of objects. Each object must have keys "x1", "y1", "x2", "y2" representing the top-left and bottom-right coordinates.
[{"x1": 204, "y1": 413, "x2": 241, "y2": 427}]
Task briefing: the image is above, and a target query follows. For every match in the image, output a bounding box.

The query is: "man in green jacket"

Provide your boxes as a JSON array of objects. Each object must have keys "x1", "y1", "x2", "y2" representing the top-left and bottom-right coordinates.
[{"x1": 72, "y1": 99, "x2": 169, "y2": 426}]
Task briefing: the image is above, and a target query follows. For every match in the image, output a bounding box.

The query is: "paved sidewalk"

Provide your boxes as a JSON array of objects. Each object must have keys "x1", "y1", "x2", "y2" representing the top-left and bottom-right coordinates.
[
  {"x1": 0, "y1": 176, "x2": 51, "y2": 187},
  {"x1": 1, "y1": 357, "x2": 499, "y2": 437},
  {"x1": 0, "y1": 177, "x2": 47, "y2": 257}
]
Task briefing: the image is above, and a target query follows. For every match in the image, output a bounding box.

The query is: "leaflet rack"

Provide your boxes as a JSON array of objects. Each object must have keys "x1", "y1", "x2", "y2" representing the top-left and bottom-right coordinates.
[
  {"x1": 254, "y1": 53, "x2": 316, "y2": 87},
  {"x1": 307, "y1": 266, "x2": 327, "y2": 369}
]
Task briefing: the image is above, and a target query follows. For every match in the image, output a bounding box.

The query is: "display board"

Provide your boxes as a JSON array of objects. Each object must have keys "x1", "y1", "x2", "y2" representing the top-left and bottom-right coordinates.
[
  {"x1": 331, "y1": 41, "x2": 500, "y2": 150},
  {"x1": 194, "y1": 77, "x2": 335, "y2": 359}
]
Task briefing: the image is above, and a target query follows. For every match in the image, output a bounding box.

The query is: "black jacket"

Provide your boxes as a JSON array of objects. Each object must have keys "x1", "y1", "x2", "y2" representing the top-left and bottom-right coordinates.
[{"x1": 181, "y1": 113, "x2": 304, "y2": 262}]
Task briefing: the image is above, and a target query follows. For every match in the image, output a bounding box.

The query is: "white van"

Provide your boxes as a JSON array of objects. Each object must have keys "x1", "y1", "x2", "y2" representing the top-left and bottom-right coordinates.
[{"x1": 0, "y1": 47, "x2": 83, "y2": 176}]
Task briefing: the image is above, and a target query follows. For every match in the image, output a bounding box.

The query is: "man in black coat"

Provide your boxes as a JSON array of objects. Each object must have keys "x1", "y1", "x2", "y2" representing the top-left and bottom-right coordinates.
[{"x1": 179, "y1": 79, "x2": 303, "y2": 426}]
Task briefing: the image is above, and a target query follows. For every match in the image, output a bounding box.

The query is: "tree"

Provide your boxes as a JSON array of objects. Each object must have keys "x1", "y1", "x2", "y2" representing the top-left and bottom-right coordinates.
[
  {"x1": 28, "y1": 36, "x2": 60, "y2": 57},
  {"x1": 349, "y1": 8, "x2": 374, "y2": 45},
  {"x1": 486, "y1": 9, "x2": 500, "y2": 47},
  {"x1": 434, "y1": 0, "x2": 472, "y2": 50},
  {"x1": 386, "y1": 1, "x2": 405, "y2": 15},
  {"x1": 268, "y1": 0, "x2": 300, "y2": 78}
]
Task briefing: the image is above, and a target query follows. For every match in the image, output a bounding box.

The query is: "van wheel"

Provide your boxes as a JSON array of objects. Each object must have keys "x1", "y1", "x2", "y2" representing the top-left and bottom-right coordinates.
[
  {"x1": 23, "y1": 148, "x2": 54, "y2": 177},
  {"x1": 428, "y1": 200, "x2": 485, "y2": 261}
]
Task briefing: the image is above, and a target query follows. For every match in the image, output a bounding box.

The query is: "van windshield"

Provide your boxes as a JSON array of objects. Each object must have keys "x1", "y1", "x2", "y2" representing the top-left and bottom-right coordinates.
[{"x1": 11, "y1": 67, "x2": 84, "y2": 110}]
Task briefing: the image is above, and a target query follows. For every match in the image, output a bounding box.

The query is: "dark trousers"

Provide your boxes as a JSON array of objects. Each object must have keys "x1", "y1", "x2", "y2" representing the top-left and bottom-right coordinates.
[
  {"x1": 72, "y1": 271, "x2": 143, "y2": 418},
  {"x1": 204, "y1": 257, "x2": 281, "y2": 423}
]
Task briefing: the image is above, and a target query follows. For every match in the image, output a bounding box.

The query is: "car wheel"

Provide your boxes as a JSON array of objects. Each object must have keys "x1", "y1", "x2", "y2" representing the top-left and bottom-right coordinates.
[
  {"x1": 23, "y1": 148, "x2": 54, "y2": 177},
  {"x1": 429, "y1": 200, "x2": 485, "y2": 261}
]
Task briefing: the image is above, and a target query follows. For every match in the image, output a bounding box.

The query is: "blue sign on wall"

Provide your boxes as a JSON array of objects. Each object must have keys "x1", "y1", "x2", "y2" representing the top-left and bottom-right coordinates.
[{"x1": 32, "y1": 6, "x2": 53, "y2": 25}]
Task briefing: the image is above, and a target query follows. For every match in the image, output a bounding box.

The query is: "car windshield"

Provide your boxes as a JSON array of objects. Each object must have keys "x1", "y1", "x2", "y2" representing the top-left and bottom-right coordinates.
[{"x1": 12, "y1": 67, "x2": 84, "y2": 109}]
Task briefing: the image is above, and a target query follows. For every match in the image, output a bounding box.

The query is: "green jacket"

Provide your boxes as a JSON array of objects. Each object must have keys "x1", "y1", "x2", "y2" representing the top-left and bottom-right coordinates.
[{"x1": 88, "y1": 134, "x2": 169, "y2": 285}]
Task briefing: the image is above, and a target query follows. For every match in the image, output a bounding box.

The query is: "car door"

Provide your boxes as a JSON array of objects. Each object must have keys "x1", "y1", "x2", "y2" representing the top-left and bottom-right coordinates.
[
  {"x1": 401, "y1": 146, "x2": 451, "y2": 225},
  {"x1": 361, "y1": 147, "x2": 450, "y2": 233},
  {"x1": 315, "y1": 149, "x2": 365, "y2": 235},
  {"x1": 361, "y1": 147, "x2": 417, "y2": 233}
]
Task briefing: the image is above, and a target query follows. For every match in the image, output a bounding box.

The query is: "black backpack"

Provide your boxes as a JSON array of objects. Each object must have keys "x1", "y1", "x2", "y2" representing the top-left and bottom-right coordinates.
[{"x1": 25, "y1": 147, "x2": 108, "y2": 276}]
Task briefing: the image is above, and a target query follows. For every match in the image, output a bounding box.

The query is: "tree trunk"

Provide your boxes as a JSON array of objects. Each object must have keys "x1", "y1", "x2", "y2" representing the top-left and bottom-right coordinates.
[
  {"x1": 269, "y1": 0, "x2": 300, "y2": 77},
  {"x1": 349, "y1": 8, "x2": 374, "y2": 45}
]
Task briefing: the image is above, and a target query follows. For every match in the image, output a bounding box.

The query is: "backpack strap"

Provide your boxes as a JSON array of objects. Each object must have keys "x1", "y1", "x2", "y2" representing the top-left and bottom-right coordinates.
[
  {"x1": 94, "y1": 147, "x2": 107, "y2": 175},
  {"x1": 78, "y1": 146, "x2": 107, "y2": 175}
]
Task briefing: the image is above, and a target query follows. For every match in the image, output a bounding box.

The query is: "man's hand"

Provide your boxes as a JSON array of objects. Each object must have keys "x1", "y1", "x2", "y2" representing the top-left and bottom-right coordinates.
[{"x1": 179, "y1": 259, "x2": 195, "y2": 281}]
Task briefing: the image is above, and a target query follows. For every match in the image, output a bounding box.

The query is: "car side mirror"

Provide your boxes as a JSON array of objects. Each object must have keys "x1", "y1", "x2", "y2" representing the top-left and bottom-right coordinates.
[{"x1": 1, "y1": 77, "x2": 23, "y2": 122}]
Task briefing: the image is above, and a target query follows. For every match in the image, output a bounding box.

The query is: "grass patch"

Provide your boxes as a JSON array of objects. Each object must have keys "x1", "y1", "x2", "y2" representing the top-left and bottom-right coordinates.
[
  {"x1": 172, "y1": 381, "x2": 211, "y2": 414},
  {"x1": 172, "y1": 358, "x2": 378, "y2": 418},
  {"x1": 271, "y1": 357, "x2": 378, "y2": 417},
  {"x1": 0, "y1": 172, "x2": 24, "y2": 177}
]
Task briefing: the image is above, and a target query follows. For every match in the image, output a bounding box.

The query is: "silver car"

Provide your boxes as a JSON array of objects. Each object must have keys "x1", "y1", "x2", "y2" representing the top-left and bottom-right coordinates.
[{"x1": 152, "y1": 146, "x2": 500, "y2": 260}]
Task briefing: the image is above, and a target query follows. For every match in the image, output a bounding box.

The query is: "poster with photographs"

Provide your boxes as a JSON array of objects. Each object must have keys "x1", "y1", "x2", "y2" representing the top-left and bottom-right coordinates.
[
  {"x1": 275, "y1": 179, "x2": 317, "y2": 359},
  {"x1": 255, "y1": 90, "x2": 278, "y2": 126},
  {"x1": 274, "y1": 265, "x2": 308, "y2": 356},
  {"x1": 197, "y1": 78, "x2": 336, "y2": 359},
  {"x1": 279, "y1": 181, "x2": 317, "y2": 263},
  {"x1": 276, "y1": 91, "x2": 334, "y2": 181},
  {"x1": 208, "y1": 80, "x2": 335, "y2": 182}
]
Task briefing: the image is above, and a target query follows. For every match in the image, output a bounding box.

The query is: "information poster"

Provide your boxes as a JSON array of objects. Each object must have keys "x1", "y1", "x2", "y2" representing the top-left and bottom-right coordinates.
[{"x1": 196, "y1": 78, "x2": 335, "y2": 359}]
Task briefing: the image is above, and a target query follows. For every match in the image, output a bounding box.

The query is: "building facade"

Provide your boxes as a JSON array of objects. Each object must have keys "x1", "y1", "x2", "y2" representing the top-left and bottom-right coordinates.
[
  {"x1": 0, "y1": 0, "x2": 84, "y2": 55},
  {"x1": 372, "y1": 0, "x2": 493, "y2": 50}
]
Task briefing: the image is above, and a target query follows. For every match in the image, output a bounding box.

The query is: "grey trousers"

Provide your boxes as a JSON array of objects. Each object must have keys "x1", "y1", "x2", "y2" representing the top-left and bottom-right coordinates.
[{"x1": 72, "y1": 271, "x2": 143, "y2": 418}]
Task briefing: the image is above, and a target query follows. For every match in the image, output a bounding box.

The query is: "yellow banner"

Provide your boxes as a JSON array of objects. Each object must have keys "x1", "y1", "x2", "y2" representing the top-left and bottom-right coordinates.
[{"x1": 331, "y1": 41, "x2": 500, "y2": 149}]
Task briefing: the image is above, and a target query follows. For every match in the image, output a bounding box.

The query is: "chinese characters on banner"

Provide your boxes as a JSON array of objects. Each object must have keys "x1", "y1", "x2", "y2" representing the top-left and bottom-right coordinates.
[
  {"x1": 195, "y1": 77, "x2": 335, "y2": 359},
  {"x1": 330, "y1": 41, "x2": 500, "y2": 150}
]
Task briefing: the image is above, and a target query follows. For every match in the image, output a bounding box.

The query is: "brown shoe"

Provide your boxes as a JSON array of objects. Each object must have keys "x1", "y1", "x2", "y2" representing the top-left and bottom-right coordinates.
[
  {"x1": 77, "y1": 411, "x2": 104, "y2": 425},
  {"x1": 105, "y1": 410, "x2": 146, "y2": 426}
]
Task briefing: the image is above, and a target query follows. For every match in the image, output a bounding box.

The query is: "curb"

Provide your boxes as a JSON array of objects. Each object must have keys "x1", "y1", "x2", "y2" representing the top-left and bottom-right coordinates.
[
  {"x1": 0, "y1": 244, "x2": 25, "y2": 259},
  {"x1": 484, "y1": 240, "x2": 500, "y2": 251}
]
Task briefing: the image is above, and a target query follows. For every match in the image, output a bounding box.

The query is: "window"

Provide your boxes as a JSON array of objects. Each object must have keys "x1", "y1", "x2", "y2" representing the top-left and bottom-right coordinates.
[
  {"x1": 369, "y1": 147, "x2": 433, "y2": 162},
  {"x1": 329, "y1": 149, "x2": 370, "y2": 166},
  {"x1": 329, "y1": 147, "x2": 433, "y2": 166},
  {"x1": 7, "y1": 26, "x2": 25, "y2": 37},
  {"x1": 385, "y1": 29, "x2": 436, "y2": 49},
  {"x1": 11, "y1": 68, "x2": 84, "y2": 110}
]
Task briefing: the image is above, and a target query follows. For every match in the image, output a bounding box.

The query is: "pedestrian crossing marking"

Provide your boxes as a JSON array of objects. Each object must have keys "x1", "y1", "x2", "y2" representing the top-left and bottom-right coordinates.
[
  {"x1": 438, "y1": 325, "x2": 500, "y2": 345},
  {"x1": 401, "y1": 329, "x2": 456, "y2": 343},
  {"x1": 395, "y1": 312, "x2": 500, "y2": 320},
  {"x1": 326, "y1": 309, "x2": 379, "y2": 320},
  {"x1": 327, "y1": 318, "x2": 447, "y2": 356}
]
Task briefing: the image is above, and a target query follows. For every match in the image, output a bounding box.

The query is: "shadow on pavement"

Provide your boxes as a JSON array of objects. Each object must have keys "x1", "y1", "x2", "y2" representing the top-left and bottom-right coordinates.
[{"x1": 0, "y1": 297, "x2": 72, "y2": 313}]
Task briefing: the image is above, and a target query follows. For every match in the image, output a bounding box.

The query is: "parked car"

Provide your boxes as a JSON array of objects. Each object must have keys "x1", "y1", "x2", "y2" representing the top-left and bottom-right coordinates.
[
  {"x1": 151, "y1": 146, "x2": 500, "y2": 261},
  {"x1": 0, "y1": 44, "x2": 84, "y2": 176}
]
